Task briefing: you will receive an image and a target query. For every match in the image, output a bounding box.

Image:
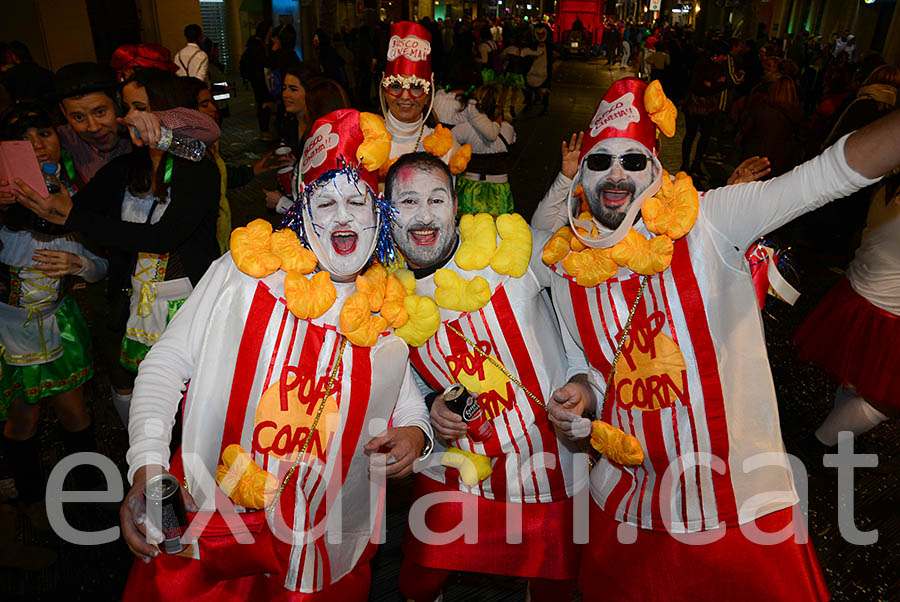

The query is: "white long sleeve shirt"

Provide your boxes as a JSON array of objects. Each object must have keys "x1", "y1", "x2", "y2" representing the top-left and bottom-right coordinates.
[
  {"x1": 126, "y1": 254, "x2": 432, "y2": 591},
  {"x1": 174, "y1": 42, "x2": 209, "y2": 82},
  {"x1": 533, "y1": 134, "x2": 880, "y2": 533},
  {"x1": 846, "y1": 188, "x2": 900, "y2": 315}
]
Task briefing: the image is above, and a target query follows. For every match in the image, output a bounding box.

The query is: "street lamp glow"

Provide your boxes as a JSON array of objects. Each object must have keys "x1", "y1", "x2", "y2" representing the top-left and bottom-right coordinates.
[
  {"x1": 695, "y1": 3, "x2": 701, "y2": 12},
  {"x1": 527, "y1": 3, "x2": 533, "y2": 8}
]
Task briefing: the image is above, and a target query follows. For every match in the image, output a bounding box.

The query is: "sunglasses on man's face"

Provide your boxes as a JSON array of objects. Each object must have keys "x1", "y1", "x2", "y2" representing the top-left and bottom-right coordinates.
[
  {"x1": 585, "y1": 153, "x2": 649, "y2": 172},
  {"x1": 384, "y1": 81, "x2": 427, "y2": 99}
]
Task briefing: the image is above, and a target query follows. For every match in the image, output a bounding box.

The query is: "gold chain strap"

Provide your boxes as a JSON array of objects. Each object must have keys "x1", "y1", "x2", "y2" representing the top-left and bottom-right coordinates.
[
  {"x1": 265, "y1": 336, "x2": 348, "y2": 516},
  {"x1": 414, "y1": 121, "x2": 427, "y2": 152},
  {"x1": 445, "y1": 322, "x2": 546, "y2": 410},
  {"x1": 595, "y1": 275, "x2": 650, "y2": 420}
]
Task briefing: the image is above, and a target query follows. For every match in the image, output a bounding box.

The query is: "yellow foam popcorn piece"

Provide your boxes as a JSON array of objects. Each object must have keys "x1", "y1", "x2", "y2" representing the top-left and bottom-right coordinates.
[
  {"x1": 423, "y1": 123, "x2": 454, "y2": 157},
  {"x1": 642, "y1": 170, "x2": 699, "y2": 240},
  {"x1": 455, "y1": 213, "x2": 498, "y2": 271},
  {"x1": 561, "y1": 248, "x2": 618, "y2": 287},
  {"x1": 269, "y1": 229, "x2": 317, "y2": 274},
  {"x1": 645, "y1": 80, "x2": 678, "y2": 138},
  {"x1": 355, "y1": 263, "x2": 388, "y2": 312},
  {"x1": 434, "y1": 269, "x2": 491, "y2": 313},
  {"x1": 215, "y1": 444, "x2": 279, "y2": 509},
  {"x1": 284, "y1": 271, "x2": 337, "y2": 319},
  {"x1": 340, "y1": 291, "x2": 388, "y2": 347},
  {"x1": 394, "y1": 295, "x2": 441, "y2": 347},
  {"x1": 231, "y1": 219, "x2": 281, "y2": 278},
  {"x1": 357, "y1": 112, "x2": 392, "y2": 172},
  {"x1": 393, "y1": 268, "x2": 417, "y2": 295},
  {"x1": 590, "y1": 421, "x2": 644, "y2": 466},
  {"x1": 609, "y1": 229, "x2": 673, "y2": 275},
  {"x1": 542, "y1": 226, "x2": 574, "y2": 265},
  {"x1": 449, "y1": 143, "x2": 472, "y2": 175},
  {"x1": 380, "y1": 274, "x2": 411, "y2": 328},
  {"x1": 440, "y1": 447, "x2": 493, "y2": 486},
  {"x1": 490, "y1": 213, "x2": 532, "y2": 278}
]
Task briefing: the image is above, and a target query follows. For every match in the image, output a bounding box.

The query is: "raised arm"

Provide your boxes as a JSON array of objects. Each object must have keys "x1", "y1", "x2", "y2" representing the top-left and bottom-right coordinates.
[
  {"x1": 701, "y1": 132, "x2": 883, "y2": 252},
  {"x1": 844, "y1": 106, "x2": 900, "y2": 179}
]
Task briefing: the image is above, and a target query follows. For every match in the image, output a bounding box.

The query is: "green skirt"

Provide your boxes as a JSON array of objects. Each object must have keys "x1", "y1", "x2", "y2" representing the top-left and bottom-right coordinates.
[
  {"x1": 456, "y1": 177, "x2": 514, "y2": 216},
  {"x1": 120, "y1": 297, "x2": 187, "y2": 373},
  {"x1": 499, "y1": 72, "x2": 526, "y2": 88},
  {"x1": 1, "y1": 295, "x2": 93, "y2": 414}
]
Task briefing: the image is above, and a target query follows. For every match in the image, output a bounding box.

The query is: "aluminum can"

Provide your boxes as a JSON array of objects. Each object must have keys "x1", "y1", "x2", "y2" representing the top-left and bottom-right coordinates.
[
  {"x1": 443, "y1": 383, "x2": 494, "y2": 442},
  {"x1": 144, "y1": 473, "x2": 187, "y2": 554}
]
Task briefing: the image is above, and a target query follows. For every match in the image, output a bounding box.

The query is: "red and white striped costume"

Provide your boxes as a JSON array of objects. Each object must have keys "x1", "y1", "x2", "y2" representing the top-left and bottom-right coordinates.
[
  {"x1": 533, "y1": 134, "x2": 880, "y2": 535},
  {"x1": 408, "y1": 256, "x2": 581, "y2": 503},
  {"x1": 125, "y1": 255, "x2": 430, "y2": 596}
]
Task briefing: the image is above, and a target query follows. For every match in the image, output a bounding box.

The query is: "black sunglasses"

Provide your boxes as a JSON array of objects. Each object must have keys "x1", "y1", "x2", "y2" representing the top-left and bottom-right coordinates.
[{"x1": 585, "y1": 153, "x2": 649, "y2": 172}]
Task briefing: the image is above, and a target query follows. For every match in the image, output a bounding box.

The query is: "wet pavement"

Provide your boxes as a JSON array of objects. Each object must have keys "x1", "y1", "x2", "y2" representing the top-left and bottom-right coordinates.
[{"x1": 1, "y1": 57, "x2": 897, "y2": 601}]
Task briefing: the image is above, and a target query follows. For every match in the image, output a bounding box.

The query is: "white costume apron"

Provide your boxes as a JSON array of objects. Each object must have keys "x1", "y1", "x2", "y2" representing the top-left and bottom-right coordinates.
[
  {"x1": 409, "y1": 255, "x2": 580, "y2": 504},
  {"x1": 178, "y1": 259, "x2": 413, "y2": 592}
]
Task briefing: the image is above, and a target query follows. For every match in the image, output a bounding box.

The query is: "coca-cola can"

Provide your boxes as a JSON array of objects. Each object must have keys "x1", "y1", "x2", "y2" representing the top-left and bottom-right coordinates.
[
  {"x1": 443, "y1": 383, "x2": 494, "y2": 442},
  {"x1": 144, "y1": 473, "x2": 188, "y2": 554}
]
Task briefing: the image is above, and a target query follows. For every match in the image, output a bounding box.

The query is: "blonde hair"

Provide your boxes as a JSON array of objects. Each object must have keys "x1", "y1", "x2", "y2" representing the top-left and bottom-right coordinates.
[
  {"x1": 473, "y1": 84, "x2": 502, "y2": 121},
  {"x1": 864, "y1": 64, "x2": 900, "y2": 89}
]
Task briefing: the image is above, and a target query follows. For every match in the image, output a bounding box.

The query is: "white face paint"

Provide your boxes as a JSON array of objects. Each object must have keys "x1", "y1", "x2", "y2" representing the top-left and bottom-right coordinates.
[
  {"x1": 388, "y1": 165, "x2": 457, "y2": 269},
  {"x1": 305, "y1": 173, "x2": 378, "y2": 279},
  {"x1": 580, "y1": 138, "x2": 656, "y2": 230}
]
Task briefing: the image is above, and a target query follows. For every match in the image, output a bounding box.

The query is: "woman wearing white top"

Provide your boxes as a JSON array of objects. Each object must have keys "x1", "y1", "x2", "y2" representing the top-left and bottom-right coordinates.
[
  {"x1": 452, "y1": 84, "x2": 516, "y2": 216},
  {"x1": 795, "y1": 183, "x2": 900, "y2": 449}
]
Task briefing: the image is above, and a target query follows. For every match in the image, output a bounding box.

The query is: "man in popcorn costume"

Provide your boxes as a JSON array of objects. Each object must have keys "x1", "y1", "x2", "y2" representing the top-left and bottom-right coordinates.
[
  {"x1": 119, "y1": 109, "x2": 433, "y2": 601},
  {"x1": 532, "y1": 76, "x2": 900, "y2": 600},
  {"x1": 383, "y1": 152, "x2": 595, "y2": 601},
  {"x1": 380, "y1": 21, "x2": 472, "y2": 178}
]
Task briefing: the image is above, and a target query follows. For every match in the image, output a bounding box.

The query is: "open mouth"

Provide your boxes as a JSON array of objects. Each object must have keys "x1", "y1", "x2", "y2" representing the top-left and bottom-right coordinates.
[
  {"x1": 94, "y1": 132, "x2": 112, "y2": 145},
  {"x1": 409, "y1": 228, "x2": 438, "y2": 246},
  {"x1": 601, "y1": 189, "x2": 632, "y2": 209},
  {"x1": 331, "y1": 230, "x2": 358, "y2": 255}
]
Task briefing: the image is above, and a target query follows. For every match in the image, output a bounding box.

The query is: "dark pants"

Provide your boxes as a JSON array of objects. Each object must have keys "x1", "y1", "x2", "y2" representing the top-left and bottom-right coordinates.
[
  {"x1": 681, "y1": 111, "x2": 714, "y2": 170},
  {"x1": 249, "y1": 75, "x2": 272, "y2": 133},
  {"x1": 525, "y1": 82, "x2": 550, "y2": 113}
]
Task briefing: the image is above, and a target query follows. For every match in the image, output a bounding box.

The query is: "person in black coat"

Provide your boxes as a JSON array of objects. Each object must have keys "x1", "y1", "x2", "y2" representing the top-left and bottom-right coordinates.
[{"x1": 9, "y1": 68, "x2": 220, "y2": 423}]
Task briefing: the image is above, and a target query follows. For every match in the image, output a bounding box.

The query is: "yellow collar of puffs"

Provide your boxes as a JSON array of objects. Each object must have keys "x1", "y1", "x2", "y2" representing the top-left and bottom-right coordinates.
[
  {"x1": 230, "y1": 219, "x2": 440, "y2": 348},
  {"x1": 542, "y1": 170, "x2": 699, "y2": 287},
  {"x1": 428, "y1": 212, "x2": 532, "y2": 313}
]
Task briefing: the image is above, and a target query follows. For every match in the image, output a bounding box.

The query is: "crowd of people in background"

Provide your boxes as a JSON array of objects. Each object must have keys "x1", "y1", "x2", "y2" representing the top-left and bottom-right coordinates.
[{"x1": 0, "y1": 10, "x2": 897, "y2": 601}]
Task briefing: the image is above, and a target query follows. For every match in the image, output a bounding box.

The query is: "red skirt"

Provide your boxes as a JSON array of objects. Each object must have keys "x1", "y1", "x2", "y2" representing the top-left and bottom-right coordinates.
[
  {"x1": 120, "y1": 452, "x2": 375, "y2": 602},
  {"x1": 794, "y1": 278, "x2": 900, "y2": 416},
  {"x1": 121, "y1": 552, "x2": 372, "y2": 602},
  {"x1": 401, "y1": 475, "x2": 579, "y2": 580},
  {"x1": 579, "y1": 502, "x2": 829, "y2": 602}
]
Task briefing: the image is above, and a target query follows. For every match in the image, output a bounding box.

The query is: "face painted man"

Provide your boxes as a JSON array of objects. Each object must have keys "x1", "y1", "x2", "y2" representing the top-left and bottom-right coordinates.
[
  {"x1": 385, "y1": 152, "x2": 582, "y2": 602},
  {"x1": 119, "y1": 109, "x2": 433, "y2": 601},
  {"x1": 533, "y1": 76, "x2": 900, "y2": 601}
]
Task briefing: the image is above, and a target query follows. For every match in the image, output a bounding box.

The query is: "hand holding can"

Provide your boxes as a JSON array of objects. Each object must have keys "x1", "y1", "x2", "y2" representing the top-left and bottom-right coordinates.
[{"x1": 443, "y1": 383, "x2": 494, "y2": 443}]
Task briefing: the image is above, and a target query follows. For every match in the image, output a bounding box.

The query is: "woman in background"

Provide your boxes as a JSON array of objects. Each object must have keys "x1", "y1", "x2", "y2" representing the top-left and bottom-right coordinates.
[{"x1": 0, "y1": 104, "x2": 108, "y2": 530}]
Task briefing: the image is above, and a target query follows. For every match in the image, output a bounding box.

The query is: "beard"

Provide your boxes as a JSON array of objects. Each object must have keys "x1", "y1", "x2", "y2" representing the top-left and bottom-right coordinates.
[
  {"x1": 393, "y1": 219, "x2": 458, "y2": 269},
  {"x1": 584, "y1": 179, "x2": 638, "y2": 230}
]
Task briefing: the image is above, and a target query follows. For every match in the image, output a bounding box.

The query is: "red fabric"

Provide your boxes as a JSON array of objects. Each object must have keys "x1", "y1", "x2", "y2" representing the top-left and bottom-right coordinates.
[
  {"x1": 401, "y1": 476, "x2": 579, "y2": 580},
  {"x1": 579, "y1": 502, "x2": 830, "y2": 602},
  {"x1": 121, "y1": 550, "x2": 371, "y2": 602},
  {"x1": 794, "y1": 278, "x2": 900, "y2": 416},
  {"x1": 581, "y1": 77, "x2": 658, "y2": 162},
  {"x1": 669, "y1": 237, "x2": 740, "y2": 527},
  {"x1": 110, "y1": 44, "x2": 177, "y2": 78},
  {"x1": 385, "y1": 21, "x2": 432, "y2": 81},
  {"x1": 745, "y1": 243, "x2": 773, "y2": 309},
  {"x1": 299, "y1": 108, "x2": 379, "y2": 191},
  {"x1": 122, "y1": 447, "x2": 373, "y2": 601}
]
